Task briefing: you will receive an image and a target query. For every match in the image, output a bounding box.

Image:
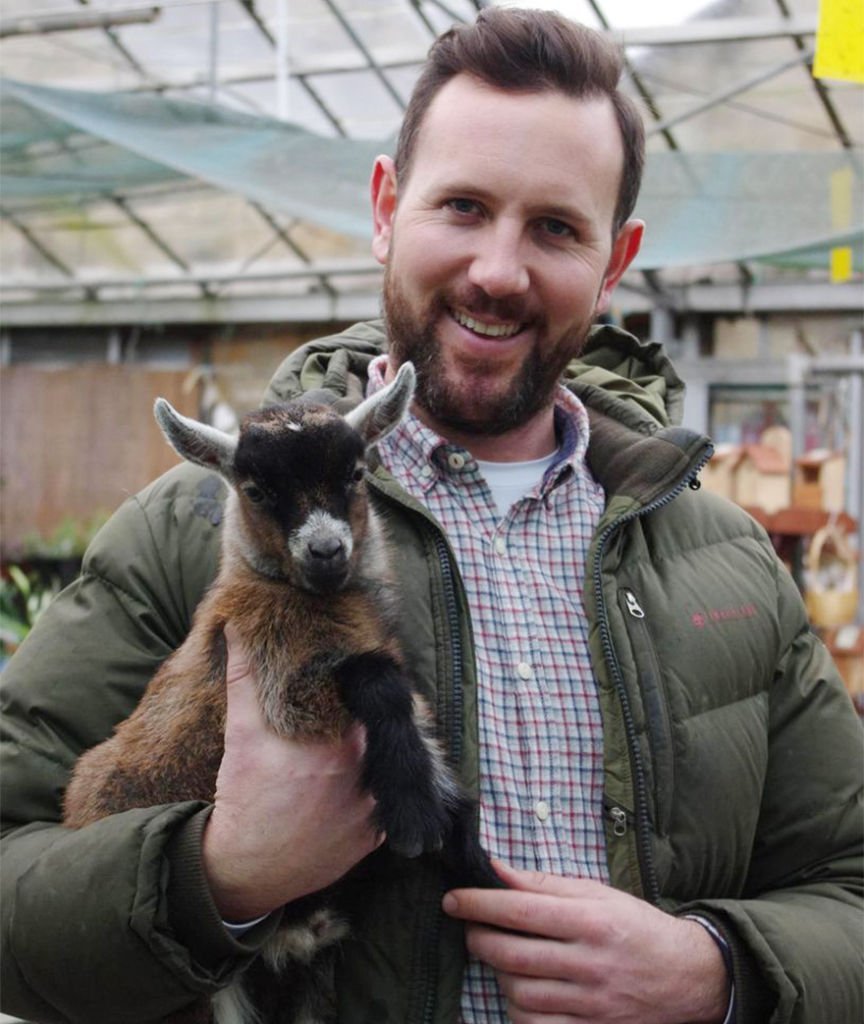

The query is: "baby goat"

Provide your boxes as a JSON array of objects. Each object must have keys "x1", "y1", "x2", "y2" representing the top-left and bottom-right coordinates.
[{"x1": 63, "y1": 363, "x2": 499, "y2": 1024}]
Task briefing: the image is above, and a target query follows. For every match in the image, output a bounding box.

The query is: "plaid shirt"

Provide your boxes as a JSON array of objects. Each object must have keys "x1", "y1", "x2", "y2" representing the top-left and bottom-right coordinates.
[{"x1": 368, "y1": 357, "x2": 608, "y2": 1021}]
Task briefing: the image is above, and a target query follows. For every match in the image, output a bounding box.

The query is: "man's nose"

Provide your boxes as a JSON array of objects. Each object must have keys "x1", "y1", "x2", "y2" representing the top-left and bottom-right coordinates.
[{"x1": 467, "y1": 223, "x2": 530, "y2": 298}]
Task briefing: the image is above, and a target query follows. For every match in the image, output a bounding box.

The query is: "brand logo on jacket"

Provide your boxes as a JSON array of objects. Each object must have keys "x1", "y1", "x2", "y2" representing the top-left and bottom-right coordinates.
[{"x1": 691, "y1": 603, "x2": 758, "y2": 629}]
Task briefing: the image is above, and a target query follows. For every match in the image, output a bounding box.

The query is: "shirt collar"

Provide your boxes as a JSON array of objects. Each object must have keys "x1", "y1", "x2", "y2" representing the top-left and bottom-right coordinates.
[{"x1": 367, "y1": 354, "x2": 592, "y2": 498}]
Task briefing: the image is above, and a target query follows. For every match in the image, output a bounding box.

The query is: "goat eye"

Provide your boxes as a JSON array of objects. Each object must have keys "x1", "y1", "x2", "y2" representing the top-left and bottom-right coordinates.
[
  {"x1": 242, "y1": 483, "x2": 266, "y2": 504},
  {"x1": 351, "y1": 466, "x2": 365, "y2": 484}
]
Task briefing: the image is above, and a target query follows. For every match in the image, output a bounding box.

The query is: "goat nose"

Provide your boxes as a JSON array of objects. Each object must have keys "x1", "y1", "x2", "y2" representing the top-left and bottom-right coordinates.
[{"x1": 308, "y1": 535, "x2": 345, "y2": 562}]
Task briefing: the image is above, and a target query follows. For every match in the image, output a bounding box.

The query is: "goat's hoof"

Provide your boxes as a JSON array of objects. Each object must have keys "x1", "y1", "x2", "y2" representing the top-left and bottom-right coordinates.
[{"x1": 379, "y1": 801, "x2": 449, "y2": 860}]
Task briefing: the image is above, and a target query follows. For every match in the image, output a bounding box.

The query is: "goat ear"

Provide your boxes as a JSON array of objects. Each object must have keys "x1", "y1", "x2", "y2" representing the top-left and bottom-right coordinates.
[
  {"x1": 154, "y1": 398, "x2": 238, "y2": 480},
  {"x1": 345, "y1": 362, "x2": 416, "y2": 447}
]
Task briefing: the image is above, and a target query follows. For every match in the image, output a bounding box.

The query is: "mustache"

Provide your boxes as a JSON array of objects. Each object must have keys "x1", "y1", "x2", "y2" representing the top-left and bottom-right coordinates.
[{"x1": 441, "y1": 287, "x2": 538, "y2": 325}]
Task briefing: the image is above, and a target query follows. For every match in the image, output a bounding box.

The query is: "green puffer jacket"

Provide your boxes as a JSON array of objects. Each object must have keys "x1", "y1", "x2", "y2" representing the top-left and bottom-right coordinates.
[{"x1": 1, "y1": 322, "x2": 861, "y2": 1024}]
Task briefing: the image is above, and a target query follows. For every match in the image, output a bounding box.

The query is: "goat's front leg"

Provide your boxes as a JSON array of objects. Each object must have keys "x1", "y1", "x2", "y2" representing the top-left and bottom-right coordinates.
[{"x1": 334, "y1": 652, "x2": 458, "y2": 859}]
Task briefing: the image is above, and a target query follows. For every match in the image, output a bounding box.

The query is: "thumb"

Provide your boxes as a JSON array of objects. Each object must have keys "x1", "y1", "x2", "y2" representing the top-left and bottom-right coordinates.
[
  {"x1": 224, "y1": 622, "x2": 253, "y2": 686},
  {"x1": 222, "y1": 623, "x2": 264, "y2": 734}
]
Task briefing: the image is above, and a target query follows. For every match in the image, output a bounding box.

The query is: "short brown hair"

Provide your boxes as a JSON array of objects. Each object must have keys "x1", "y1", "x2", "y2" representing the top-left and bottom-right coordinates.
[{"x1": 394, "y1": 6, "x2": 645, "y2": 233}]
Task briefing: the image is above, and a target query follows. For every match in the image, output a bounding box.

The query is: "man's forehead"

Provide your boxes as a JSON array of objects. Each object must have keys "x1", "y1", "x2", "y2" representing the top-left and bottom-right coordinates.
[
  {"x1": 414, "y1": 74, "x2": 621, "y2": 161},
  {"x1": 405, "y1": 74, "x2": 624, "y2": 217}
]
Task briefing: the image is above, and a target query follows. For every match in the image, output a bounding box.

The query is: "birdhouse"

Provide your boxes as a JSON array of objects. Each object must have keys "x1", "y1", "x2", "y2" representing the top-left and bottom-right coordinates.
[
  {"x1": 793, "y1": 450, "x2": 846, "y2": 512},
  {"x1": 759, "y1": 425, "x2": 792, "y2": 466},
  {"x1": 732, "y1": 444, "x2": 792, "y2": 514},
  {"x1": 699, "y1": 444, "x2": 742, "y2": 502}
]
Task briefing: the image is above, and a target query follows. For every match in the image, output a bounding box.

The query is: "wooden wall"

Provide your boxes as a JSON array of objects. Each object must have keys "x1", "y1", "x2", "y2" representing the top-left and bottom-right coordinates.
[{"x1": 1, "y1": 365, "x2": 197, "y2": 555}]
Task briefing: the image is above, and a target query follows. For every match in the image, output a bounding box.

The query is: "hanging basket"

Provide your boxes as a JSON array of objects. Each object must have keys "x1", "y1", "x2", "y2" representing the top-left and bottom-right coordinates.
[{"x1": 804, "y1": 524, "x2": 859, "y2": 628}]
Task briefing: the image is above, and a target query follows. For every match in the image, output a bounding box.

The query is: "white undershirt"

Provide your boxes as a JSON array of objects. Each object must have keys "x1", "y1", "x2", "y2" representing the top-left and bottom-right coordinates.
[{"x1": 474, "y1": 450, "x2": 560, "y2": 518}]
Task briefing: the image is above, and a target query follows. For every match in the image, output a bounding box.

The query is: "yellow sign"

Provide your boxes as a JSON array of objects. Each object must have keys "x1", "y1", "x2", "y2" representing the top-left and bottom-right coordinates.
[
  {"x1": 830, "y1": 246, "x2": 853, "y2": 283},
  {"x1": 829, "y1": 166, "x2": 856, "y2": 281},
  {"x1": 813, "y1": 0, "x2": 864, "y2": 83}
]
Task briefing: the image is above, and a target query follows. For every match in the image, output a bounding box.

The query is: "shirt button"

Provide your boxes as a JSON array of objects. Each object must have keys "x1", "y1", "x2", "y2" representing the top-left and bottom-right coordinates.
[
  {"x1": 420, "y1": 464, "x2": 434, "y2": 479},
  {"x1": 447, "y1": 452, "x2": 466, "y2": 471},
  {"x1": 494, "y1": 537, "x2": 507, "y2": 556},
  {"x1": 534, "y1": 800, "x2": 551, "y2": 822},
  {"x1": 516, "y1": 661, "x2": 533, "y2": 680}
]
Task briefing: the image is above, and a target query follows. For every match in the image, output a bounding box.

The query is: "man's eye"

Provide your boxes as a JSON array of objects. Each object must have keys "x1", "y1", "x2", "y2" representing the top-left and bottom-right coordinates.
[
  {"x1": 242, "y1": 484, "x2": 266, "y2": 504},
  {"x1": 447, "y1": 198, "x2": 480, "y2": 216},
  {"x1": 541, "y1": 217, "x2": 575, "y2": 239}
]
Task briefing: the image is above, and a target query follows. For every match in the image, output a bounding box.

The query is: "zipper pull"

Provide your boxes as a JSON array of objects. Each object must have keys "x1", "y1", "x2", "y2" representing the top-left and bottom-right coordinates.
[
  {"x1": 624, "y1": 590, "x2": 645, "y2": 619},
  {"x1": 609, "y1": 806, "x2": 629, "y2": 837}
]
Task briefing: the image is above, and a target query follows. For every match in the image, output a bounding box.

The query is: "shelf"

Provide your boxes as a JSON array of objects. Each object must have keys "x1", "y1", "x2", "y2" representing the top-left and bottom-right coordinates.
[{"x1": 742, "y1": 507, "x2": 857, "y2": 537}]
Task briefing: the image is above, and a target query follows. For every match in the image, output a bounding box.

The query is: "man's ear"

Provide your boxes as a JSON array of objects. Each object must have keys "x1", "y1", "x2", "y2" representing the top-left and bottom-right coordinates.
[
  {"x1": 595, "y1": 219, "x2": 644, "y2": 315},
  {"x1": 371, "y1": 155, "x2": 397, "y2": 266}
]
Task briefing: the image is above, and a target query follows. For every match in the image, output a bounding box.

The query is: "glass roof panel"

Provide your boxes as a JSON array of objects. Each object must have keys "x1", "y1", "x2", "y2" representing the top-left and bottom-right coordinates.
[
  {"x1": 17, "y1": 198, "x2": 189, "y2": 280},
  {"x1": 1, "y1": 0, "x2": 860, "y2": 315},
  {"x1": 119, "y1": 3, "x2": 225, "y2": 80},
  {"x1": 1, "y1": 27, "x2": 144, "y2": 89},
  {"x1": 309, "y1": 68, "x2": 407, "y2": 136}
]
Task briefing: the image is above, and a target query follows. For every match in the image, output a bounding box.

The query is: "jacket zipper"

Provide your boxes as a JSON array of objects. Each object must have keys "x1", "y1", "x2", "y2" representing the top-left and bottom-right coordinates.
[
  {"x1": 420, "y1": 531, "x2": 465, "y2": 1024},
  {"x1": 604, "y1": 799, "x2": 634, "y2": 837},
  {"x1": 367, "y1": 482, "x2": 460, "y2": 1024},
  {"x1": 618, "y1": 588, "x2": 675, "y2": 837},
  {"x1": 592, "y1": 451, "x2": 713, "y2": 906}
]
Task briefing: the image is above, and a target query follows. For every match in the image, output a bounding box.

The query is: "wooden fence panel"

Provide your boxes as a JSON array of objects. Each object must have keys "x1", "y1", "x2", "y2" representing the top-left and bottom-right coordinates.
[{"x1": 1, "y1": 365, "x2": 197, "y2": 555}]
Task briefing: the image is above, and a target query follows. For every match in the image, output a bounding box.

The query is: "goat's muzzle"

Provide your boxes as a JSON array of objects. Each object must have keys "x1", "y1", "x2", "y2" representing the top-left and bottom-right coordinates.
[{"x1": 291, "y1": 512, "x2": 354, "y2": 593}]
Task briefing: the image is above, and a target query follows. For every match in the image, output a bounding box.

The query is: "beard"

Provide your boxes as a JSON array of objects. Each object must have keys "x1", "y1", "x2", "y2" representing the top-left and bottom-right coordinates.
[{"x1": 383, "y1": 264, "x2": 590, "y2": 438}]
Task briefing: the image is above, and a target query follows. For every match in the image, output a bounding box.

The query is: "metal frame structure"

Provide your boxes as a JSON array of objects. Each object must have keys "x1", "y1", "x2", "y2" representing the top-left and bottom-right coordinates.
[{"x1": 0, "y1": 0, "x2": 861, "y2": 323}]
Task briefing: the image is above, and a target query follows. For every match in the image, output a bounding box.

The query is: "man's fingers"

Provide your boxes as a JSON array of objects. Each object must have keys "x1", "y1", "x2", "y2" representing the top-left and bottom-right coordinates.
[
  {"x1": 465, "y1": 925, "x2": 578, "y2": 979},
  {"x1": 491, "y1": 860, "x2": 608, "y2": 899},
  {"x1": 443, "y1": 861, "x2": 613, "y2": 940},
  {"x1": 443, "y1": 887, "x2": 591, "y2": 941}
]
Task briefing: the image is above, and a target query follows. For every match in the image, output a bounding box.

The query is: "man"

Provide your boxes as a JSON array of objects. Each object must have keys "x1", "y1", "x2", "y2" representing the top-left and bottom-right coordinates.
[{"x1": 1, "y1": 8, "x2": 861, "y2": 1024}]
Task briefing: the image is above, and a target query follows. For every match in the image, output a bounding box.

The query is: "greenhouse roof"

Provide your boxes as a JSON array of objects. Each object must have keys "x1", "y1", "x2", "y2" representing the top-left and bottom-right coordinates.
[{"x1": 1, "y1": 0, "x2": 862, "y2": 324}]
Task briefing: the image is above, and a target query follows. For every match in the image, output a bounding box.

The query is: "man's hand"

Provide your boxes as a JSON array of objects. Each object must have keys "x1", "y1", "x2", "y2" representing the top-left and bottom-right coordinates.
[
  {"x1": 202, "y1": 626, "x2": 384, "y2": 922},
  {"x1": 443, "y1": 861, "x2": 731, "y2": 1024}
]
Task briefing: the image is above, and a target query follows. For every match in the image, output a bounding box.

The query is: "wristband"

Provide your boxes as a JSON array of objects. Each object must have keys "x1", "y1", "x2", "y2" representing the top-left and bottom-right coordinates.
[{"x1": 685, "y1": 915, "x2": 736, "y2": 1024}]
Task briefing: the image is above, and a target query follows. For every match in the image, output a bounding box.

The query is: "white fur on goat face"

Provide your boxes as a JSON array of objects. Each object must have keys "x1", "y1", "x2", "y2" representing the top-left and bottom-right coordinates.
[{"x1": 289, "y1": 509, "x2": 355, "y2": 592}]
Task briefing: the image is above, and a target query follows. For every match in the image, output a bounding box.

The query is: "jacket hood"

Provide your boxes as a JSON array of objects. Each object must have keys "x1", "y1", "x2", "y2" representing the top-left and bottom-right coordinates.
[{"x1": 263, "y1": 319, "x2": 687, "y2": 433}]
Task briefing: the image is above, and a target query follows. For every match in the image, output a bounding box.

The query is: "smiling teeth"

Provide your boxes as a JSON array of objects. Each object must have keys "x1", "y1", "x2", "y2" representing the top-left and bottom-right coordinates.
[{"x1": 453, "y1": 310, "x2": 522, "y2": 338}]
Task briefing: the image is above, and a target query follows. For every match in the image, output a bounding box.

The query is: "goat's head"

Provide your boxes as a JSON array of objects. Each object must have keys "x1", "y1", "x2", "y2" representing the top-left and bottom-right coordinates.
[{"x1": 154, "y1": 362, "x2": 415, "y2": 593}]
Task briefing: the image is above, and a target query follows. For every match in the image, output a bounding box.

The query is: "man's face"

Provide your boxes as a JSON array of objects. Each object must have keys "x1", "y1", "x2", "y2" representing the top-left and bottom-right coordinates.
[{"x1": 371, "y1": 73, "x2": 642, "y2": 440}]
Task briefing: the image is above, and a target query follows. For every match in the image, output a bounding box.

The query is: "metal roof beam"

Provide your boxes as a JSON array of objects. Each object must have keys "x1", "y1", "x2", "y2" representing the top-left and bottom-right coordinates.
[
  {"x1": 0, "y1": 290, "x2": 383, "y2": 326},
  {"x1": 666, "y1": 280, "x2": 864, "y2": 314},
  {"x1": 0, "y1": 258, "x2": 383, "y2": 296},
  {"x1": 0, "y1": 4, "x2": 161, "y2": 37},
  {"x1": 1, "y1": 208, "x2": 77, "y2": 279},
  {"x1": 611, "y1": 15, "x2": 817, "y2": 47}
]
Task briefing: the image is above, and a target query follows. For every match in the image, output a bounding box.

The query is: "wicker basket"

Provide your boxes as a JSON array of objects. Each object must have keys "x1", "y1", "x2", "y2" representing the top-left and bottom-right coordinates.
[{"x1": 804, "y1": 525, "x2": 859, "y2": 628}]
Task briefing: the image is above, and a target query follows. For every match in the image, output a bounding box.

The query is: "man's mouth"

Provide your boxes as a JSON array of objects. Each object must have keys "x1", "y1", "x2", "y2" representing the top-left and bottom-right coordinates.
[{"x1": 450, "y1": 307, "x2": 524, "y2": 339}]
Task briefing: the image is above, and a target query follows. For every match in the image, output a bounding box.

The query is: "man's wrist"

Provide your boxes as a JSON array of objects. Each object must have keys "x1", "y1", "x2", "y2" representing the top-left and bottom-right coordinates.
[{"x1": 685, "y1": 914, "x2": 736, "y2": 1024}]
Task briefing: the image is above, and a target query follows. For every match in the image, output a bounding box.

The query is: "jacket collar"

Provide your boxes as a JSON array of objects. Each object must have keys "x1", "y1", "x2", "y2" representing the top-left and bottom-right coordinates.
[{"x1": 261, "y1": 319, "x2": 710, "y2": 504}]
